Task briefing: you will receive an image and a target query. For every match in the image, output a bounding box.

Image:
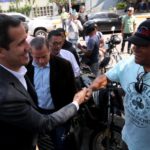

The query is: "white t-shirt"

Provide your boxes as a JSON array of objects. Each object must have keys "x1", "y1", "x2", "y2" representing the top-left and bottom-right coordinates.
[
  {"x1": 58, "y1": 49, "x2": 80, "y2": 77},
  {"x1": 105, "y1": 55, "x2": 150, "y2": 150}
]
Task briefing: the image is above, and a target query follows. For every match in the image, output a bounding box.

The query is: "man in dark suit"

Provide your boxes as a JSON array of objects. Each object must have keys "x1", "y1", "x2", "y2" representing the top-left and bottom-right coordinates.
[
  {"x1": 0, "y1": 13, "x2": 87, "y2": 150},
  {"x1": 27, "y1": 37, "x2": 77, "y2": 150},
  {"x1": 27, "y1": 37, "x2": 76, "y2": 111}
]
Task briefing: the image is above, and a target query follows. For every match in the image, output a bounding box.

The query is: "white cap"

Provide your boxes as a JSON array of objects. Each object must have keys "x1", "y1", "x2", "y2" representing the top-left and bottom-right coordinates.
[{"x1": 128, "y1": 7, "x2": 134, "y2": 11}]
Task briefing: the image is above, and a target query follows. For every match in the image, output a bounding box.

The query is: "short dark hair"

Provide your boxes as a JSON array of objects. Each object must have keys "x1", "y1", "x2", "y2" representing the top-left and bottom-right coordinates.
[
  {"x1": 85, "y1": 23, "x2": 97, "y2": 35},
  {"x1": 0, "y1": 14, "x2": 21, "y2": 50},
  {"x1": 47, "y1": 30, "x2": 62, "y2": 40},
  {"x1": 30, "y1": 37, "x2": 49, "y2": 50},
  {"x1": 56, "y1": 28, "x2": 65, "y2": 33}
]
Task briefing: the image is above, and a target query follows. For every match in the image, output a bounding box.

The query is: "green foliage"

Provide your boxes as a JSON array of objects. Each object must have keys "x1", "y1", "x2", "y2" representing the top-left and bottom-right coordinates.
[
  {"x1": 20, "y1": 5, "x2": 32, "y2": 16},
  {"x1": 48, "y1": 0, "x2": 76, "y2": 5},
  {"x1": 116, "y1": 2, "x2": 127, "y2": 10},
  {"x1": 8, "y1": 4, "x2": 31, "y2": 16}
]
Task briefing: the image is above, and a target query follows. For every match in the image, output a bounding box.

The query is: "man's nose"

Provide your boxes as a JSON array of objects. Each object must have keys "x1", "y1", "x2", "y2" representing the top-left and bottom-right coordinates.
[
  {"x1": 25, "y1": 41, "x2": 31, "y2": 52},
  {"x1": 39, "y1": 58, "x2": 45, "y2": 64}
]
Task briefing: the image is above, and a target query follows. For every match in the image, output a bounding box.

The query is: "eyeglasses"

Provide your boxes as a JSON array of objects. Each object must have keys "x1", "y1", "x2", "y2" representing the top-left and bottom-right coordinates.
[{"x1": 135, "y1": 72, "x2": 147, "y2": 93}]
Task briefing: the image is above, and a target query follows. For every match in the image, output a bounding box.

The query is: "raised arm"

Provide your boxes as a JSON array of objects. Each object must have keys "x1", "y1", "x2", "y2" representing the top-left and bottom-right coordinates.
[{"x1": 85, "y1": 74, "x2": 110, "y2": 100}]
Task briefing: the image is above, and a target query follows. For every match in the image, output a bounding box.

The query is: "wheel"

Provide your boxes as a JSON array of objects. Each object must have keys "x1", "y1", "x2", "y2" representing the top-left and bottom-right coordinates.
[
  {"x1": 34, "y1": 29, "x2": 47, "y2": 38},
  {"x1": 89, "y1": 126, "x2": 122, "y2": 150}
]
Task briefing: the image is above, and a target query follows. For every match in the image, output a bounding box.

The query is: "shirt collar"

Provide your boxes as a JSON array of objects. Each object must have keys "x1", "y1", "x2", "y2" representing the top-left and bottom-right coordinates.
[
  {"x1": 0, "y1": 64, "x2": 27, "y2": 78},
  {"x1": 32, "y1": 61, "x2": 50, "y2": 68}
]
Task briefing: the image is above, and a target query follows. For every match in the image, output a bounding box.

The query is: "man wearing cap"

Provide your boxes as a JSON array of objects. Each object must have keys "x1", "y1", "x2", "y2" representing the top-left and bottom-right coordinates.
[
  {"x1": 85, "y1": 19, "x2": 150, "y2": 150},
  {"x1": 79, "y1": 23, "x2": 101, "y2": 76},
  {"x1": 121, "y1": 7, "x2": 136, "y2": 54}
]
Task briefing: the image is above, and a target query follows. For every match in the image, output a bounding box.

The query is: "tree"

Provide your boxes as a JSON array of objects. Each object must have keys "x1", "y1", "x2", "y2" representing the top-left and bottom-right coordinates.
[
  {"x1": 48, "y1": 0, "x2": 77, "y2": 13},
  {"x1": 10, "y1": 0, "x2": 36, "y2": 9},
  {"x1": 48, "y1": 0, "x2": 68, "y2": 5},
  {"x1": 25, "y1": 0, "x2": 36, "y2": 5}
]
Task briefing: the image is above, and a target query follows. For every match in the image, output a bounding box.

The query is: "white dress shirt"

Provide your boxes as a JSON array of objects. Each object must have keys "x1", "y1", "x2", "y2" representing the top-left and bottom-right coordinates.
[
  {"x1": 0, "y1": 64, "x2": 27, "y2": 90},
  {"x1": 58, "y1": 49, "x2": 80, "y2": 77}
]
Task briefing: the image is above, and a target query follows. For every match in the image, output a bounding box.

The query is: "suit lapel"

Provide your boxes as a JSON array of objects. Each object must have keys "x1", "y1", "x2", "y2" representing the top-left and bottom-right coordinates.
[
  {"x1": 10, "y1": 79, "x2": 30, "y2": 99},
  {"x1": 0, "y1": 66, "x2": 38, "y2": 107},
  {"x1": 25, "y1": 75, "x2": 38, "y2": 106}
]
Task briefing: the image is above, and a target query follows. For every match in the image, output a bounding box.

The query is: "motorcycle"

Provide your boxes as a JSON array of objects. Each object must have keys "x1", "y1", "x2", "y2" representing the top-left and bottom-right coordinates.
[
  {"x1": 65, "y1": 26, "x2": 124, "y2": 150},
  {"x1": 99, "y1": 26, "x2": 122, "y2": 73},
  {"x1": 67, "y1": 71, "x2": 125, "y2": 150}
]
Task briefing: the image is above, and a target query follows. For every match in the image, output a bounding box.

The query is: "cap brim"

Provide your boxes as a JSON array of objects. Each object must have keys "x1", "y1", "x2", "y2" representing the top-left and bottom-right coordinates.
[{"x1": 128, "y1": 35, "x2": 149, "y2": 46}]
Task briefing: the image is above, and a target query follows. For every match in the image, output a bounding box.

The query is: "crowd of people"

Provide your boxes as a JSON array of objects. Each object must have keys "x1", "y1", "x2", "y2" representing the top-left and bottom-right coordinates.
[{"x1": 0, "y1": 4, "x2": 150, "y2": 150}]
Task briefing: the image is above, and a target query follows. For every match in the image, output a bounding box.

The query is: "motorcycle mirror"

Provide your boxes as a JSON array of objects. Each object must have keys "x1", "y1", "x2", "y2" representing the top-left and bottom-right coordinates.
[{"x1": 111, "y1": 26, "x2": 115, "y2": 32}]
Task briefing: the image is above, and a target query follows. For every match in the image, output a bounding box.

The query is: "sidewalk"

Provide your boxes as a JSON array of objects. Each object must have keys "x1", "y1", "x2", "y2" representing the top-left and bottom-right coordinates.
[{"x1": 135, "y1": 12, "x2": 150, "y2": 19}]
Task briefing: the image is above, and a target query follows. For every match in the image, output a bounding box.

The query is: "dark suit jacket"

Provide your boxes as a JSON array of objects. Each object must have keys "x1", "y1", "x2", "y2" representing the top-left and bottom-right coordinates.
[
  {"x1": 0, "y1": 66, "x2": 77, "y2": 150},
  {"x1": 26, "y1": 54, "x2": 76, "y2": 112}
]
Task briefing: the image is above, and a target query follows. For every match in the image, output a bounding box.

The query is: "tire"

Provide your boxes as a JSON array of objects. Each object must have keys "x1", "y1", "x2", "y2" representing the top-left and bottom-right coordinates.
[
  {"x1": 34, "y1": 29, "x2": 47, "y2": 38},
  {"x1": 89, "y1": 126, "x2": 122, "y2": 150},
  {"x1": 89, "y1": 114, "x2": 124, "y2": 150}
]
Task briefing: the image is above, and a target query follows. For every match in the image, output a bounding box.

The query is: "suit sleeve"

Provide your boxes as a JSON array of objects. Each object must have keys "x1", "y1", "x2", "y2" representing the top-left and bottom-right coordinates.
[{"x1": 0, "y1": 87, "x2": 77, "y2": 133}]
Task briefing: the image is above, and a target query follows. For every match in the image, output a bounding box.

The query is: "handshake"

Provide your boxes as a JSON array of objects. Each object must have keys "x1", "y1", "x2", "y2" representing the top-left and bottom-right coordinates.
[{"x1": 73, "y1": 87, "x2": 92, "y2": 105}]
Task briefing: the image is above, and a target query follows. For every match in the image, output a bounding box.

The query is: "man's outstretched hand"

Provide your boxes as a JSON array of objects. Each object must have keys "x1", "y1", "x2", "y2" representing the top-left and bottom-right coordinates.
[
  {"x1": 85, "y1": 87, "x2": 93, "y2": 100},
  {"x1": 73, "y1": 88, "x2": 89, "y2": 105}
]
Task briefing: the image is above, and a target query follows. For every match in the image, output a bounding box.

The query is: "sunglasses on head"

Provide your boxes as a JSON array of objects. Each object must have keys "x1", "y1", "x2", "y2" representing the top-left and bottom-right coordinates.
[{"x1": 135, "y1": 72, "x2": 147, "y2": 93}]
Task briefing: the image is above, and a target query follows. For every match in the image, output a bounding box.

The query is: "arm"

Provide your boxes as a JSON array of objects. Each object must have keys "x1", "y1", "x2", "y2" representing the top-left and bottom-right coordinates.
[
  {"x1": 99, "y1": 37, "x2": 105, "y2": 48},
  {"x1": 76, "y1": 20, "x2": 83, "y2": 31},
  {"x1": 0, "y1": 86, "x2": 87, "y2": 134},
  {"x1": 133, "y1": 17, "x2": 136, "y2": 34},
  {"x1": 89, "y1": 74, "x2": 109, "y2": 91},
  {"x1": 85, "y1": 75, "x2": 110, "y2": 100}
]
